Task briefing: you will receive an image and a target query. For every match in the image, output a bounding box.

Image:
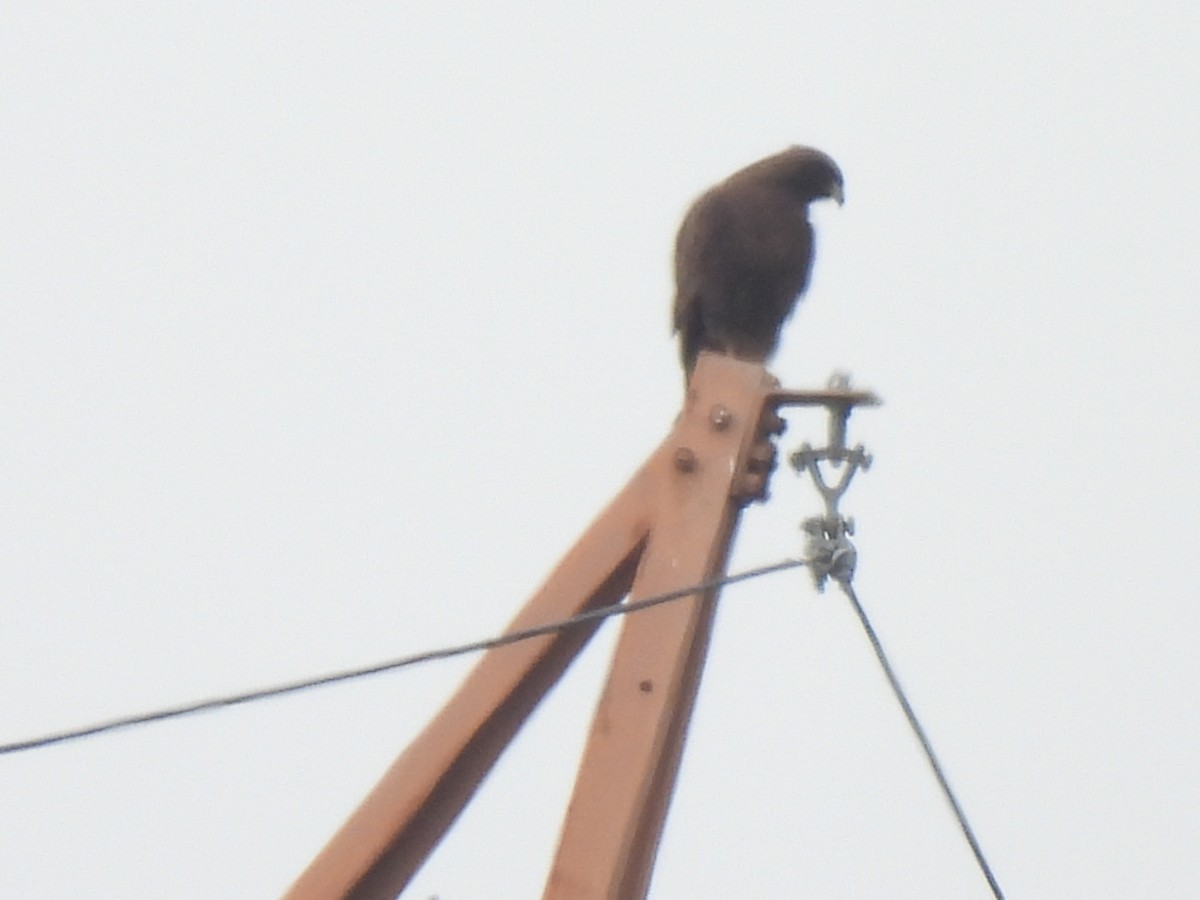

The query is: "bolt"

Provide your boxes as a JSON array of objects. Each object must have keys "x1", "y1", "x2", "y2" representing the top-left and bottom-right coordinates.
[
  {"x1": 639, "y1": 679, "x2": 653, "y2": 693},
  {"x1": 761, "y1": 411, "x2": 787, "y2": 436},
  {"x1": 709, "y1": 405, "x2": 733, "y2": 430},
  {"x1": 674, "y1": 447, "x2": 697, "y2": 473},
  {"x1": 746, "y1": 443, "x2": 777, "y2": 473},
  {"x1": 732, "y1": 471, "x2": 768, "y2": 502}
]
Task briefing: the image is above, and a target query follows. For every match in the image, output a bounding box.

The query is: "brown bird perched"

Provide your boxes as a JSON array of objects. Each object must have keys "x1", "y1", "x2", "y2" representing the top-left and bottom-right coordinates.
[{"x1": 673, "y1": 146, "x2": 844, "y2": 378}]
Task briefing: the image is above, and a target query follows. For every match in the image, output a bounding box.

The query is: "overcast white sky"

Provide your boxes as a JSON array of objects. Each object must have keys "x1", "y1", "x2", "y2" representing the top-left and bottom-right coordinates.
[{"x1": 3, "y1": 4, "x2": 1198, "y2": 898}]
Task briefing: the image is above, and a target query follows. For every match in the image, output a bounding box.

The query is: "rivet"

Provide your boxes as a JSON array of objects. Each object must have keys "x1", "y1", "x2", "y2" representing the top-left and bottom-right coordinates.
[
  {"x1": 674, "y1": 447, "x2": 697, "y2": 473},
  {"x1": 709, "y1": 405, "x2": 733, "y2": 430}
]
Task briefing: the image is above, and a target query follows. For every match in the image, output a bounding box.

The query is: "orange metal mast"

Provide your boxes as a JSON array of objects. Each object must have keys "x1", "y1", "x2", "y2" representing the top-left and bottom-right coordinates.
[{"x1": 285, "y1": 353, "x2": 874, "y2": 900}]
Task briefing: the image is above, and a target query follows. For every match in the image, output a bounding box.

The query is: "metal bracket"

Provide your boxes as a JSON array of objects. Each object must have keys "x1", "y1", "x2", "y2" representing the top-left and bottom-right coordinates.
[{"x1": 782, "y1": 374, "x2": 877, "y2": 591}]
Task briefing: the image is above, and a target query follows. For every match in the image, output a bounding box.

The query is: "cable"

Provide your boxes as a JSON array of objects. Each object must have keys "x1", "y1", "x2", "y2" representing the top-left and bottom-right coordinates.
[
  {"x1": 0, "y1": 558, "x2": 805, "y2": 756},
  {"x1": 838, "y1": 581, "x2": 1005, "y2": 900}
]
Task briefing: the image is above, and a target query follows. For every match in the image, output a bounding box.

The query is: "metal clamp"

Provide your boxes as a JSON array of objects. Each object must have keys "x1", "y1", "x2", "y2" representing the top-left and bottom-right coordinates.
[{"x1": 786, "y1": 374, "x2": 875, "y2": 591}]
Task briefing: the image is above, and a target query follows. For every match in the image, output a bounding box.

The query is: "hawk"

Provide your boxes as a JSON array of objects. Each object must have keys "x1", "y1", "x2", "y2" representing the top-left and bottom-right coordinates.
[{"x1": 673, "y1": 146, "x2": 844, "y2": 377}]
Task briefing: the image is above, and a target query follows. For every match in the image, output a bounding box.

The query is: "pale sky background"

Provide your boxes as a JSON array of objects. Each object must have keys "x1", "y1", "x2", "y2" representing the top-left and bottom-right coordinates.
[{"x1": 2, "y1": 4, "x2": 1198, "y2": 898}]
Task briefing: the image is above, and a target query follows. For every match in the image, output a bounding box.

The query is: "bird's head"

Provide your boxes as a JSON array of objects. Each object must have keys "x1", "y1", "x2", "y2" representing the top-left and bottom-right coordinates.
[{"x1": 753, "y1": 145, "x2": 844, "y2": 206}]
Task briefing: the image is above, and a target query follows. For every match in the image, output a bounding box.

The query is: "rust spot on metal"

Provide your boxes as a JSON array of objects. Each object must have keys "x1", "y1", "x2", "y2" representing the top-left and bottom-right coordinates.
[{"x1": 638, "y1": 680, "x2": 653, "y2": 693}]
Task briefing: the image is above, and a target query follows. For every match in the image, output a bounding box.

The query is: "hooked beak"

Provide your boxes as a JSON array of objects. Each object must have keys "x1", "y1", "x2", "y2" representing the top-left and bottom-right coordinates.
[{"x1": 830, "y1": 182, "x2": 845, "y2": 206}]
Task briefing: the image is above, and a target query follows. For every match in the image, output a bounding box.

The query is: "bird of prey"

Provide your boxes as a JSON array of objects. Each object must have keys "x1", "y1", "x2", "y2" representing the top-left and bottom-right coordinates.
[{"x1": 672, "y1": 146, "x2": 844, "y2": 378}]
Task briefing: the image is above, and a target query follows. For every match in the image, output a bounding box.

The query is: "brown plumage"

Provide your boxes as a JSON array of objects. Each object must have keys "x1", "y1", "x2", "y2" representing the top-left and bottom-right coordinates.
[{"x1": 673, "y1": 146, "x2": 844, "y2": 377}]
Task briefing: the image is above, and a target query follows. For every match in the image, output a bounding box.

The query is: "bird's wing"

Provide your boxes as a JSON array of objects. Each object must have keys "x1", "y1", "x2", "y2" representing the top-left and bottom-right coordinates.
[{"x1": 672, "y1": 190, "x2": 733, "y2": 334}]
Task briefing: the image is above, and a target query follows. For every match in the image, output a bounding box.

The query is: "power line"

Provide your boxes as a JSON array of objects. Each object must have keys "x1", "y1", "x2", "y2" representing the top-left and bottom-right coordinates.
[
  {"x1": 0, "y1": 558, "x2": 805, "y2": 756},
  {"x1": 4, "y1": 553, "x2": 1009, "y2": 899},
  {"x1": 838, "y1": 580, "x2": 1006, "y2": 900}
]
